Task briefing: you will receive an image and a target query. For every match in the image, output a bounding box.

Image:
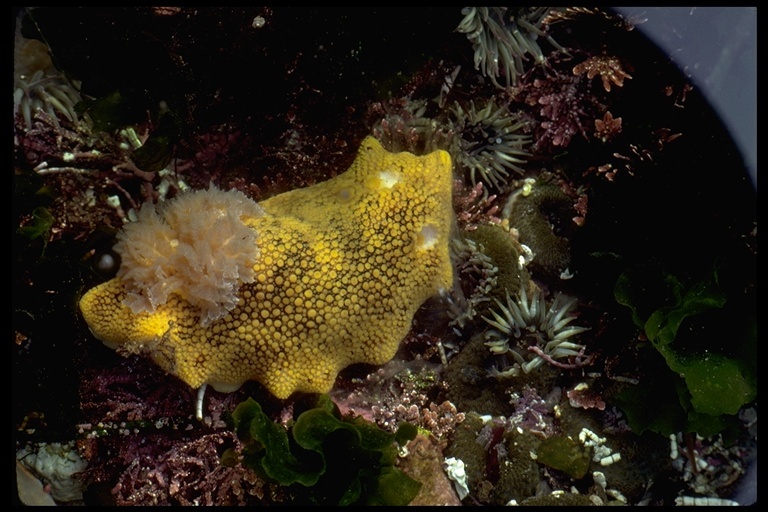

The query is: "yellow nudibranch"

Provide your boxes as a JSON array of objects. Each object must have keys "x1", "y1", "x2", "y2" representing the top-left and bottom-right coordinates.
[{"x1": 79, "y1": 136, "x2": 454, "y2": 399}]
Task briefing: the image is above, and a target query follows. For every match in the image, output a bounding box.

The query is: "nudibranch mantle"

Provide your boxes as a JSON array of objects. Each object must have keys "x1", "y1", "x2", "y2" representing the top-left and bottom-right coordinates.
[{"x1": 79, "y1": 136, "x2": 454, "y2": 399}]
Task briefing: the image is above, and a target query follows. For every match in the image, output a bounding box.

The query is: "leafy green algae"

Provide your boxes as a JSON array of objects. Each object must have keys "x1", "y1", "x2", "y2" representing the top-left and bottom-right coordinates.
[
  {"x1": 535, "y1": 435, "x2": 590, "y2": 479},
  {"x1": 225, "y1": 395, "x2": 420, "y2": 505},
  {"x1": 614, "y1": 265, "x2": 756, "y2": 436}
]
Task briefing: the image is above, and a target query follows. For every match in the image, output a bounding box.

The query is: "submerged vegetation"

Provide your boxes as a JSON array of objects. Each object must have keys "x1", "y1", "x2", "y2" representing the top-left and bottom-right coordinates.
[
  {"x1": 614, "y1": 265, "x2": 756, "y2": 437},
  {"x1": 225, "y1": 395, "x2": 420, "y2": 505}
]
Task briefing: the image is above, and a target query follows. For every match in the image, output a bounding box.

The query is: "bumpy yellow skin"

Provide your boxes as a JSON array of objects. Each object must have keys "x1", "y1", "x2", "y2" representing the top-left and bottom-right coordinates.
[{"x1": 79, "y1": 137, "x2": 454, "y2": 399}]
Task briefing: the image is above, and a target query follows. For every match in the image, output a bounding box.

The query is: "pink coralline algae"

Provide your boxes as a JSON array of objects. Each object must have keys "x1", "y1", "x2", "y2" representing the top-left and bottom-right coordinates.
[
  {"x1": 75, "y1": 352, "x2": 280, "y2": 505},
  {"x1": 566, "y1": 382, "x2": 607, "y2": 411},
  {"x1": 111, "y1": 432, "x2": 275, "y2": 506},
  {"x1": 572, "y1": 54, "x2": 632, "y2": 93},
  {"x1": 79, "y1": 355, "x2": 195, "y2": 423},
  {"x1": 514, "y1": 68, "x2": 606, "y2": 152},
  {"x1": 453, "y1": 180, "x2": 502, "y2": 231},
  {"x1": 331, "y1": 358, "x2": 464, "y2": 439},
  {"x1": 508, "y1": 386, "x2": 558, "y2": 437},
  {"x1": 593, "y1": 111, "x2": 623, "y2": 143}
]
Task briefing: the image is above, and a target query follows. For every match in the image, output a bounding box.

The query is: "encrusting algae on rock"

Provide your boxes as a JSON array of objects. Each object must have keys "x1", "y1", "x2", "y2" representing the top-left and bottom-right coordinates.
[{"x1": 79, "y1": 136, "x2": 455, "y2": 399}]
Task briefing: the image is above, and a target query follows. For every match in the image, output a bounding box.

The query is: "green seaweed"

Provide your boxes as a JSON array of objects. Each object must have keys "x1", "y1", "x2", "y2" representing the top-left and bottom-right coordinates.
[
  {"x1": 613, "y1": 265, "x2": 756, "y2": 436},
  {"x1": 225, "y1": 395, "x2": 420, "y2": 506},
  {"x1": 535, "y1": 435, "x2": 590, "y2": 479},
  {"x1": 76, "y1": 90, "x2": 133, "y2": 132},
  {"x1": 17, "y1": 206, "x2": 54, "y2": 241},
  {"x1": 129, "y1": 110, "x2": 182, "y2": 173}
]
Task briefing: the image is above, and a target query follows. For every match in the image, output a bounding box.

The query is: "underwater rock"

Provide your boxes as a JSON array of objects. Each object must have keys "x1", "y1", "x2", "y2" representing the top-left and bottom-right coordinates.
[
  {"x1": 16, "y1": 441, "x2": 87, "y2": 503},
  {"x1": 397, "y1": 434, "x2": 462, "y2": 506}
]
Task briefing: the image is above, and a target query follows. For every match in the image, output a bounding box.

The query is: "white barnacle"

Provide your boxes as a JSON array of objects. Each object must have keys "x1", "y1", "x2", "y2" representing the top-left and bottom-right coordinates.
[
  {"x1": 120, "y1": 127, "x2": 143, "y2": 149},
  {"x1": 675, "y1": 496, "x2": 739, "y2": 506},
  {"x1": 580, "y1": 427, "x2": 621, "y2": 467},
  {"x1": 599, "y1": 452, "x2": 621, "y2": 466},
  {"x1": 606, "y1": 489, "x2": 627, "y2": 503},
  {"x1": 592, "y1": 470, "x2": 607, "y2": 489}
]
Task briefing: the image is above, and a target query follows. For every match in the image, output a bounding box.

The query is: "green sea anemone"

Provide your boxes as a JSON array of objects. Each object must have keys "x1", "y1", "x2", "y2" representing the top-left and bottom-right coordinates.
[
  {"x1": 456, "y1": 7, "x2": 564, "y2": 89},
  {"x1": 14, "y1": 19, "x2": 83, "y2": 130},
  {"x1": 449, "y1": 98, "x2": 531, "y2": 190},
  {"x1": 371, "y1": 98, "x2": 454, "y2": 156},
  {"x1": 482, "y1": 285, "x2": 589, "y2": 377},
  {"x1": 503, "y1": 182, "x2": 574, "y2": 279}
]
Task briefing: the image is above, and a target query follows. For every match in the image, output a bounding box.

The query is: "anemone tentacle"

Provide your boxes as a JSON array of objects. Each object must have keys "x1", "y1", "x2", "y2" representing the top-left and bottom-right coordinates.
[{"x1": 482, "y1": 285, "x2": 589, "y2": 377}]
